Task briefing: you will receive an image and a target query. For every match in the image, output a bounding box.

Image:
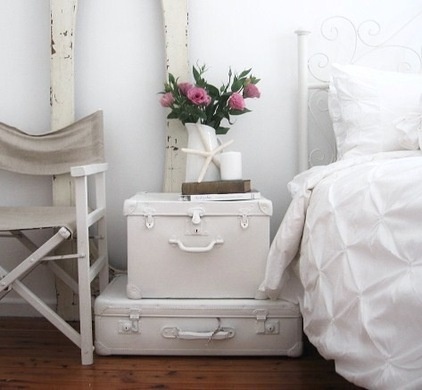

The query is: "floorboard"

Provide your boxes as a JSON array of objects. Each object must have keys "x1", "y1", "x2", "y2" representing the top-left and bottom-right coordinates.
[{"x1": 0, "y1": 317, "x2": 363, "y2": 389}]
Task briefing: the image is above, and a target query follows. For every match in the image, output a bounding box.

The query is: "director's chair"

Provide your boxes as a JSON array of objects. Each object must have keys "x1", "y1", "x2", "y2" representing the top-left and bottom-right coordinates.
[{"x1": 0, "y1": 110, "x2": 109, "y2": 365}]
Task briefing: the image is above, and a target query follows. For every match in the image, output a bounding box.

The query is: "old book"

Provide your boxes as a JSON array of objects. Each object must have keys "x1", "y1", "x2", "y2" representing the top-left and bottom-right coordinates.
[
  {"x1": 181, "y1": 180, "x2": 251, "y2": 195},
  {"x1": 180, "y1": 190, "x2": 261, "y2": 202}
]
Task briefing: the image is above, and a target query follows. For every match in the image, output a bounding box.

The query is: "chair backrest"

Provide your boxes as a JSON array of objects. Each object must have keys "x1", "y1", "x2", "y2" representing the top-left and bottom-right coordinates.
[{"x1": 0, "y1": 110, "x2": 104, "y2": 176}]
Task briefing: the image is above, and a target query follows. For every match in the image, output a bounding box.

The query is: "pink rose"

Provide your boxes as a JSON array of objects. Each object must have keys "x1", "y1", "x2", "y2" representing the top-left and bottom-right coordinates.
[
  {"x1": 228, "y1": 93, "x2": 245, "y2": 111},
  {"x1": 243, "y1": 83, "x2": 261, "y2": 98},
  {"x1": 187, "y1": 87, "x2": 211, "y2": 106},
  {"x1": 159, "y1": 92, "x2": 175, "y2": 107},
  {"x1": 178, "y1": 82, "x2": 193, "y2": 96}
]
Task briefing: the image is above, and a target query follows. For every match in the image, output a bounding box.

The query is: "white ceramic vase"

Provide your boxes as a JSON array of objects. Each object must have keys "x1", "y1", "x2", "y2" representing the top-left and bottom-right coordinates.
[{"x1": 184, "y1": 122, "x2": 221, "y2": 182}]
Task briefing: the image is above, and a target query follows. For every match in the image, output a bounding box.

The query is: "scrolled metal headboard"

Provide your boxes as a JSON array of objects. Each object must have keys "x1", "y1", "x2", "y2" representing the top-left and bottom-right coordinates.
[{"x1": 295, "y1": 12, "x2": 422, "y2": 172}]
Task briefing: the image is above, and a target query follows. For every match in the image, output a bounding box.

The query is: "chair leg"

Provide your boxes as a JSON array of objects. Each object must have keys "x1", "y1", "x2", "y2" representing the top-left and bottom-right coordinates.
[
  {"x1": 77, "y1": 252, "x2": 94, "y2": 365},
  {"x1": 72, "y1": 166, "x2": 109, "y2": 364}
]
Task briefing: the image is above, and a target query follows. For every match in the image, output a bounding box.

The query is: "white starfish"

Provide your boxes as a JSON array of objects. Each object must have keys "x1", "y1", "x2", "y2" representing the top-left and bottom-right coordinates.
[{"x1": 182, "y1": 139, "x2": 234, "y2": 183}]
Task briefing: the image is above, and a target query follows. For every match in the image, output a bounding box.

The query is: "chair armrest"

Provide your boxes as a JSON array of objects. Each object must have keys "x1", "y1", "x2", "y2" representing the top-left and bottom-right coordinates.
[{"x1": 70, "y1": 163, "x2": 108, "y2": 177}]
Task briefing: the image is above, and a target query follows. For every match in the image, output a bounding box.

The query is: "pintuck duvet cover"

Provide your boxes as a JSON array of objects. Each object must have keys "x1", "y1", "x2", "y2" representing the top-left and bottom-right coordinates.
[{"x1": 260, "y1": 150, "x2": 422, "y2": 390}]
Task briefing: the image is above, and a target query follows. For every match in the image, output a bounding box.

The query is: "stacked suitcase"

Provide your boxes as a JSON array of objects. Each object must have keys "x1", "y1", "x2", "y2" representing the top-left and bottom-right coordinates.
[{"x1": 94, "y1": 192, "x2": 302, "y2": 357}]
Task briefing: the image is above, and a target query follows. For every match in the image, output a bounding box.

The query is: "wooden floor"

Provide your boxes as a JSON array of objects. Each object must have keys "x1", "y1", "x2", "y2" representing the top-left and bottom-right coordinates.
[{"x1": 0, "y1": 317, "x2": 363, "y2": 390}]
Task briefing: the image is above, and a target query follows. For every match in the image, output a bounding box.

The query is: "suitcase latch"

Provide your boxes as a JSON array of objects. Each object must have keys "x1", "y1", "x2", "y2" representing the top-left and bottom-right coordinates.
[
  {"x1": 240, "y1": 213, "x2": 249, "y2": 229},
  {"x1": 239, "y1": 206, "x2": 253, "y2": 229},
  {"x1": 144, "y1": 207, "x2": 155, "y2": 229},
  {"x1": 118, "y1": 310, "x2": 141, "y2": 334},
  {"x1": 254, "y1": 309, "x2": 280, "y2": 335},
  {"x1": 188, "y1": 207, "x2": 204, "y2": 225},
  {"x1": 254, "y1": 309, "x2": 268, "y2": 334}
]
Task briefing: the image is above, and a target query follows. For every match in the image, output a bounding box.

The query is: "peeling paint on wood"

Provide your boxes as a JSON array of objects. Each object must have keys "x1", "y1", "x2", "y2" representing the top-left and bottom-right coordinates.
[
  {"x1": 161, "y1": 0, "x2": 189, "y2": 192},
  {"x1": 50, "y1": 0, "x2": 76, "y2": 130},
  {"x1": 50, "y1": 0, "x2": 78, "y2": 320}
]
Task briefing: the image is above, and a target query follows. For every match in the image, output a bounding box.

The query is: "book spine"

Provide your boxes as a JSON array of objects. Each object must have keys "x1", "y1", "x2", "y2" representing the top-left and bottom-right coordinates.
[
  {"x1": 181, "y1": 191, "x2": 261, "y2": 201},
  {"x1": 181, "y1": 180, "x2": 251, "y2": 195}
]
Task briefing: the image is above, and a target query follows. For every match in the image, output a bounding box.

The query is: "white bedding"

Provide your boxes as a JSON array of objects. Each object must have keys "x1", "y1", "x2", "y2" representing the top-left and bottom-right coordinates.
[{"x1": 260, "y1": 150, "x2": 422, "y2": 390}]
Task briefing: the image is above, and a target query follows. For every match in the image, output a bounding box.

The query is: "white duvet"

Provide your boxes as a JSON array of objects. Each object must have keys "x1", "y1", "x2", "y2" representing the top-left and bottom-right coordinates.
[{"x1": 260, "y1": 151, "x2": 422, "y2": 390}]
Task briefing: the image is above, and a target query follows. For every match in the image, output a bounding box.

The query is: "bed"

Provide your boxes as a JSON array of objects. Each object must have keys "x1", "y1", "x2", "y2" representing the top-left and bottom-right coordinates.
[{"x1": 259, "y1": 14, "x2": 422, "y2": 389}]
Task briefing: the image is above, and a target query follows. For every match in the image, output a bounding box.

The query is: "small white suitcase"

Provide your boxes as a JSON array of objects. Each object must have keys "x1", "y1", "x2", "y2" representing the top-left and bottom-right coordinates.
[
  {"x1": 124, "y1": 192, "x2": 273, "y2": 299},
  {"x1": 94, "y1": 275, "x2": 303, "y2": 357}
]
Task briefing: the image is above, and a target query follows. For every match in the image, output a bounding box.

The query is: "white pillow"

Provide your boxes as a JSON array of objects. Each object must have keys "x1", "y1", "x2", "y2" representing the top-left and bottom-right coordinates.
[{"x1": 328, "y1": 63, "x2": 422, "y2": 160}]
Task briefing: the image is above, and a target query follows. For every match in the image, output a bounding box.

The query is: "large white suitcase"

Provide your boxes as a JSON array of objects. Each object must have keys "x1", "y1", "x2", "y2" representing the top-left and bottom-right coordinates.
[
  {"x1": 124, "y1": 192, "x2": 272, "y2": 299},
  {"x1": 94, "y1": 275, "x2": 303, "y2": 357}
]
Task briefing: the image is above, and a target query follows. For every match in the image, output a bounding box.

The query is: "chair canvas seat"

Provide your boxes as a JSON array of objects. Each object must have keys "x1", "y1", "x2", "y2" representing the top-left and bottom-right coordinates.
[{"x1": 0, "y1": 206, "x2": 76, "y2": 233}]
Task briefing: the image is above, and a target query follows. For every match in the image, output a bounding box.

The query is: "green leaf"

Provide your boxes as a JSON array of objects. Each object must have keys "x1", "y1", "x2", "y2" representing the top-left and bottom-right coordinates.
[
  {"x1": 216, "y1": 126, "x2": 230, "y2": 135},
  {"x1": 168, "y1": 73, "x2": 176, "y2": 84},
  {"x1": 230, "y1": 108, "x2": 251, "y2": 115},
  {"x1": 231, "y1": 79, "x2": 244, "y2": 92},
  {"x1": 238, "y1": 69, "x2": 251, "y2": 78},
  {"x1": 167, "y1": 112, "x2": 179, "y2": 119},
  {"x1": 207, "y1": 84, "x2": 220, "y2": 97},
  {"x1": 192, "y1": 66, "x2": 201, "y2": 83}
]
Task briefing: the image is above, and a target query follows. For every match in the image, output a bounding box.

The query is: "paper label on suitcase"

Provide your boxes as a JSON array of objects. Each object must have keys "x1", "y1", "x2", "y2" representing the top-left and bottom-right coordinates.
[
  {"x1": 124, "y1": 193, "x2": 273, "y2": 299},
  {"x1": 94, "y1": 276, "x2": 303, "y2": 357}
]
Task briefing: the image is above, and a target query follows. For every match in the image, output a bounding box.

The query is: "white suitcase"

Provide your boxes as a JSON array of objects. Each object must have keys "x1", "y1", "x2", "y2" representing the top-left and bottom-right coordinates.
[
  {"x1": 94, "y1": 275, "x2": 303, "y2": 357},
  {"x1": 124, "y1": 192, "x2": 272, "y2": 299}
]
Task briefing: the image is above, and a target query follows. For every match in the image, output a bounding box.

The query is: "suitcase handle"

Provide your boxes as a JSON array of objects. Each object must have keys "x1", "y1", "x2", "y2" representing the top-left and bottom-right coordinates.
[
  {"x1": 162, "y1": 326, "x2": 235, "y2": 340},
  {"x1": 168, "y1": 237, "x2": 224, "y2": 253}
]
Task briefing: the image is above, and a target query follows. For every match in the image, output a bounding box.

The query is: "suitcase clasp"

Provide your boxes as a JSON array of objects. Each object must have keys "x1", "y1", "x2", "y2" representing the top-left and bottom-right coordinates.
[
  {"x1": 240, "y1": 213, "x2": 249, "y2": 229},
  {"x1": 143, "y1": 207, "x2": 155, "y2": 229},
  {"x1": 254, "y1": 309, "x2": 280, "y2": 335},
  {"x1": 254, "y1": 309, "x2": 268, "y2": 334},
  {"x1": 129, "y1": 310, "x2": 140, "y2": 333},
  {"x1": 118, "y1": 310, "x2": 141, "y2": 334},
  {"x1": 188, "y1": 207, "x2": 204, "y2": 225}
]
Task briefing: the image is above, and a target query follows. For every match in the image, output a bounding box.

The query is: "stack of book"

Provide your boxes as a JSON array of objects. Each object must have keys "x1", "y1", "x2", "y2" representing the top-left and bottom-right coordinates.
[{"x1": 180, "y1": 180, "x2": 260, "y2": 201}]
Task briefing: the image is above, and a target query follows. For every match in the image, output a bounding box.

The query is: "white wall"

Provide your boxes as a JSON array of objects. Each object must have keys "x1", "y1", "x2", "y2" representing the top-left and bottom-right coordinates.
[{"x1": 0, "y1": 0, "x2": 420, "y2": 313}]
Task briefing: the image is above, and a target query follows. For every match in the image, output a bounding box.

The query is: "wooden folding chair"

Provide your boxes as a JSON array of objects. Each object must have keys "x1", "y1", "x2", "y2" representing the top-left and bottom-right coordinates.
[{"x1": 0, "y1": 110, "x2": 109, "y2": 365}]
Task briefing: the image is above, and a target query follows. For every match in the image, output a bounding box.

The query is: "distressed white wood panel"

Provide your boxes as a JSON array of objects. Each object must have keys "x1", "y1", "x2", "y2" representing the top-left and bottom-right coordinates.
[
  {"x1": 161, "y1": 0, "x2": 189, "y2": 192},
  {"x1": 50, "y1": 0, "x2": 78, "y2": 320},
  {"x1": 50, "y1": 0, "x2": 76, "y2": 130}
]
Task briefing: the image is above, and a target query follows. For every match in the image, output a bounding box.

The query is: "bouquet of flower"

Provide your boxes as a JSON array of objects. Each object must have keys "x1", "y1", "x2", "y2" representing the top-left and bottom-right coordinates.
[{"x1": 159, "y1": 65, "x2": 260, "y2": 135}]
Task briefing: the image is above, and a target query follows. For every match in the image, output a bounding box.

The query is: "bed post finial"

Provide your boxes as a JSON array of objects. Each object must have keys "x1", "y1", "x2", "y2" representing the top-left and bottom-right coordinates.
[{"x1": 295, "y1": 30, "x2": 310, "y2": 172}]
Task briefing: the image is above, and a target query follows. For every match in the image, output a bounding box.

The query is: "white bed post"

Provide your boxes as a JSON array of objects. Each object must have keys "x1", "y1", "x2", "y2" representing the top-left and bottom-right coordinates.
[
  {"x1": 161, "y1": 0, "x2": 189, "y2": 192},
  {"x1": 295, "y1": 30, "x2": 310, "y2": 172}
]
